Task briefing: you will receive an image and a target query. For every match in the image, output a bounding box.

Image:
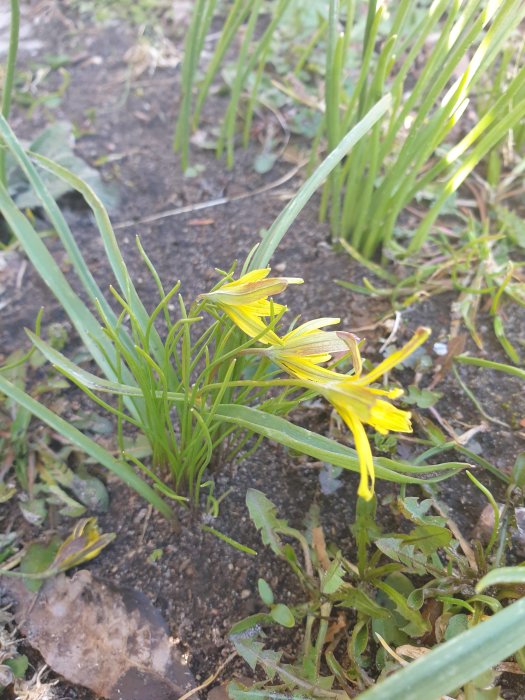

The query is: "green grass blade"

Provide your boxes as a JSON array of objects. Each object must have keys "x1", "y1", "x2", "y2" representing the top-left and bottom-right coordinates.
[
  {"x1": 0, "y1": 0, "x2": 20, "y2": 187},
  {"x1": 455, "y1": 355, "x2": 525, "y2": 380},
  {"x1": 27, "y1": 150, "x2": 167, "y2": 364},
  {"x1": 476, "y1": 567, "x2": 525, "y2": 592},
  {"x1": 213, "y1": 404, "x2": 464, "y2": 485},
  {"x1": 0, "y1": 182, "x2": 117, "y2": 380},
  {"x1": 249, "y1": 94, "x2": 391, "y2": 270},
  {"x1": 409, "y1": 96, "x2": 525, "y2": 253},
  {"x1": 0, "y1": 115, "x2": 116, "y2": 325},
  {"x1": 27, "y1": 331, "x2": 183, "y2": 400},
  {"x1": 193, "y1": 0, "x2": 251, "y2": 129},
  {"x1": 173, "y1": 0, "x2": 216, "y2": 169},
  {"x1": 219, "y1": 0, "x2": 263, "y2": 167}
]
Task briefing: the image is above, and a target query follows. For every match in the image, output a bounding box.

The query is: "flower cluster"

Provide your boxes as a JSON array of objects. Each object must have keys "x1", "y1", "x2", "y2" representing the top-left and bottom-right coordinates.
[{"x1": 201, "y1": 268, "x2": 430, "y2": 500}]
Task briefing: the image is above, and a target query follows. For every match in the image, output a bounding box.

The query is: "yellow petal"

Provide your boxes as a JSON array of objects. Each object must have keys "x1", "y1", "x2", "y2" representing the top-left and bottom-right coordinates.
[
  {"x1": 280, "y1": 358, "x2": 341, "y2": 382},
  {"x1": 283, "y1": 318, "x2": 340, "y2": 340},
  {"x1": 279, "y1": 331, "x2": 349, "y2": 357},
  {"x1": 207, "y1": 269, "x2": 303, "y2": 306},
  {"x1": 222, "y1": 306, "x2": 280, "y2": 344},
  {"x1": 238, "y1": 299, "x2": 287, "y2": 317},
  {"x1": 361, "y1": 385, "x2": 404, "y2": 400},
  {"x1": 225, "y1": 269, "x2": 271, "y2": 286},
  {"x1": 336, "y1": 406, "x2": 375, "y2": 500},
  {"x1": 369, "y1": 401, "x2": 412, "y2": 434},
  {"x1": 362, "y1": 327, "x2": 431, "y2": 385}
]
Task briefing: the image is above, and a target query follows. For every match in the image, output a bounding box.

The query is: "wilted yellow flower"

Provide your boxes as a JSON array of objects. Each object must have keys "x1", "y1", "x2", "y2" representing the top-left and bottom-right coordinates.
[
  {"x1": 299, "y1": 328, "x2": 431, "y2": 500},
  {"x1": 202, "y1": 268, "x2": 303, "y2": 306},
  {"x1": 50, "y1": 517, "x2": 116, "y2": 573},
  {"x1": 200, "y1": 268, "x2": 303, "y2": 343}
]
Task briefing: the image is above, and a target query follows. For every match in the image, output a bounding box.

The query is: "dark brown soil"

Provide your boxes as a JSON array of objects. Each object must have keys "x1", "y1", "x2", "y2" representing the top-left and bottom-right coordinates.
[{"x1": 1, "y1": 2, "x2": 524, "y2": 699}]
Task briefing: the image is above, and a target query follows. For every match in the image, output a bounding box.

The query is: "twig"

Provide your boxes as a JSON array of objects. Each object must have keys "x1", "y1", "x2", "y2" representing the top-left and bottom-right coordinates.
[
  {"x1": 378, "y1": 310, "x2": 402, "y2": 353},
  {"x1": 114, "y1": 162, "x2": 305, "y2": 230},
  {"x1": 177, "y1": 651, "x2": 237, "y2": 700}
]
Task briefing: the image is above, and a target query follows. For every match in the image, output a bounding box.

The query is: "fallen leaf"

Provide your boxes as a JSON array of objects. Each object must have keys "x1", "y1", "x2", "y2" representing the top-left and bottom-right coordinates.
[
  {"x1": 396, "y1": 643, "x2": 431, "y2": 660},
  {"x1": 2, "y1": 570, "x2": 195, "y2": 699}
]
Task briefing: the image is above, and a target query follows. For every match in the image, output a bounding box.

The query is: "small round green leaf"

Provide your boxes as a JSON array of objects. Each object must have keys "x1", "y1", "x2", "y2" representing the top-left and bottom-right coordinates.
[
  {"x1": 257, "y1": 578, "x2": 274, "y2": 606},
  {"x1": 270, "y1": 603, "x2": 295, "y2": 628}
]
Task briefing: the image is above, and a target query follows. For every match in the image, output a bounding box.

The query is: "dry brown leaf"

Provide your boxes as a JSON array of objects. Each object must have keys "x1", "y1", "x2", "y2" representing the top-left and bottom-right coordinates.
[
  {"x1": 2, "y1": 570, "x2": 195, "y2": 699},
  {"x1": 324, "y1": 611, "x2": 347, "y2": 644},
  {"x1": 429, "y1": 334, "x2": 466, "y2": 389},
  {"x1": 396, "y1": 643, "x2": 431, "y2": 660},
  {"x1": 312, "y1": 526, "x2": 330, "y2": 571}
]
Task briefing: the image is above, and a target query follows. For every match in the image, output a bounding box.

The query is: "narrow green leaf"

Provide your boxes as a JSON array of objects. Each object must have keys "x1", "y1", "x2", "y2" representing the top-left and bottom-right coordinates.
[
  {"x1": 339, "y1": 587, "x2": 389, "y2": 619},
  {"x1": 455, "y1": 355, "x2": 525, "y2": 380},
  {"x1": 216, "y1": 404, "x2": 464, "y2": 485},
  {"x1": 246, "y1": 489, "x2": 285, "y2": 555},
  {"x1": 321, "y1": 558, "x2": 345, "y2": 595}
]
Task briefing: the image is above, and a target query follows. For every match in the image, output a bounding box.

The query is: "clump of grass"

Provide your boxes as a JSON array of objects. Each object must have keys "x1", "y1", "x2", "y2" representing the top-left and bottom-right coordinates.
[{"x1": 175, "y1": 0, "x2": 525, "y2": 258}]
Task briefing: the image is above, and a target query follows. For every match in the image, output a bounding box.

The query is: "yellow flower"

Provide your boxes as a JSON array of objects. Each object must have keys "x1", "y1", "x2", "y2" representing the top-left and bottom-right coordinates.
[
  {"x1": 200, "y1": 268, "x2": 303, "y2": 343},
  {"x1": 263, "y1": 318, "x2": 352, "y2": 379},
  {"x1": 298, "y1": 328, "x2": 431, "y2": 501}
]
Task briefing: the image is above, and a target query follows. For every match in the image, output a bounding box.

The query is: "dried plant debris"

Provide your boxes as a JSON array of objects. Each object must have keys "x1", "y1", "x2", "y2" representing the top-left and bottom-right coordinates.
[
  {"x1": 474, "y1": 504, "x2": 525, "y2": 557},
  {"x1": 2, "y1": 570, "x2": 195, "y2": 699}
]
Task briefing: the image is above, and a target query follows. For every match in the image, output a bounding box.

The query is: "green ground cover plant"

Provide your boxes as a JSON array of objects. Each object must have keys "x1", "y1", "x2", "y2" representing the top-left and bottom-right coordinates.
[
  {"x1": 0, "y1": 0, "x2": 19, "y2": 188},
  {"x1": 337, "y1": 217, "x2": 525, "y2": 365},
  {"x1": 228, "y1": 481, "x2": 525, "y2": 699},
  {"x1": 0, "y1": 338, "x2": 109, "y2": 525}
]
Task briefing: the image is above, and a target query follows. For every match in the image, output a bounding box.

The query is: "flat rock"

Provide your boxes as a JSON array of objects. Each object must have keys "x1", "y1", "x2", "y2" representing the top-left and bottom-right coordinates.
[{"x1": 2, "y1": 570, "x2": 195, "y2": 699}]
